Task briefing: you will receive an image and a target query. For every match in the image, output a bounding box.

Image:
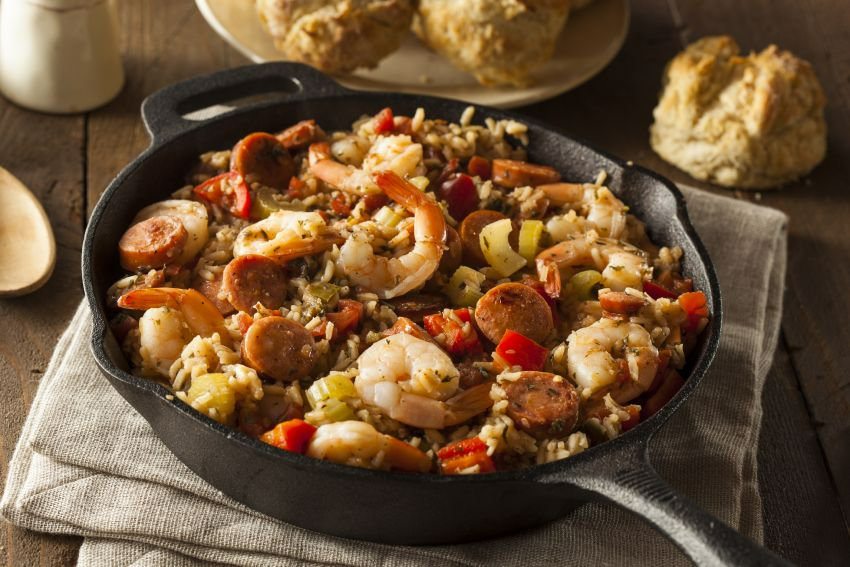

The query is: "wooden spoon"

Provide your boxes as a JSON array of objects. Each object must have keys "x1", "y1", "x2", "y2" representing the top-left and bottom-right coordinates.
[{"x1": 0, "y1": 166, "x2": 56, "y2": 297}]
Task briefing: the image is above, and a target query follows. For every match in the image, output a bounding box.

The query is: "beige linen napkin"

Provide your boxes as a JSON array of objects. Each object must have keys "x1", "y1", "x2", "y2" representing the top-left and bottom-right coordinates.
[{"x1": 1, "y1": 187, "x2": 787, "y2": 566}]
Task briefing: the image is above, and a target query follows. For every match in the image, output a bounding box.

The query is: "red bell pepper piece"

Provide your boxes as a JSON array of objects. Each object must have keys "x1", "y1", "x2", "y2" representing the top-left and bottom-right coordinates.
[
  {"x1": 437, "y1": 437, "x2": 495, "y2": 475},
  {"x1": 620, "y1": 405, "x2": 641, "y2": 432},
  {"x1": 330, "y1": 193, "x2": 352, "y2": 216},
  {"x1": 373, "y1": 107, "x2": 395, "y2": 135},
  {"x1": 193, "y1": 172, "x2": 252, "y2": 219},
  {"x1": 494, "y1": 329, "x2": 549, "y2": 371},
  {"x1": 644, "y1": 280, "x2": 677, "y2": 300},
  {"x1": 423, "y1": 309, "x2": 480, "y2": 356},
  {"x1": 313, "y1": 299, "x2": 364, "y2": 341},
  {"x1": 259, "y1": 419, "x2": 316, "y2": 454},
  {"x1": 678, "y1": 291, "x2": 708, "y2": 317}
]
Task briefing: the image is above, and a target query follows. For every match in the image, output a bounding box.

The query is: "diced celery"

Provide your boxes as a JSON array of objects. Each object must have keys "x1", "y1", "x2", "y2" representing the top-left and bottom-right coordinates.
[
  {"x1": 409, "y1": 176, "x2": 430, "y2": 191},
  {"x1": 250, "y1": 186, "x2": 282, "y2": 219},
  {"x1": 571, "y1": 270, "x2": 603, "y2": 300},
  {"x1": 322, "y1": 398, "x2": 356, "y2": 422},
  {"x1": 445, "y1": 266, "x2": 486, "y2": 307},
  {"x1": 479, "y1": 219, "x2": 526, "y2": 277},
  {"x1": 518, "y1": 220, "x2": 543, "y2": 264},
  {"x1": 187, "y1": 373, "x2": 236, "y2": 424},
  {"x1": 306, "y1": 373, "x2": 358, "y2": 409},
  {"x1": 305, "y1": 282, "x2": 339, "y2": 303},
  {"x1": 374, "y1": 206, "x2": 404, "y2": 228}
]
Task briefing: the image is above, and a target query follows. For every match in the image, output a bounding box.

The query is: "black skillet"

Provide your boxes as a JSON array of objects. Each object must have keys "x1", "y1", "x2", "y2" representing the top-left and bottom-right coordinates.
[{"x1": 82, "y1": 63, "x2": 787, "y2": 566}]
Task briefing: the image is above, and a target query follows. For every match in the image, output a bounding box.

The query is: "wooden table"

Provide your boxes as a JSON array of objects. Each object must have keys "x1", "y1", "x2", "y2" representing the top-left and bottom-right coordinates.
[{"x1": 1, "y1": 0, "x2": 848, "y2": 564}]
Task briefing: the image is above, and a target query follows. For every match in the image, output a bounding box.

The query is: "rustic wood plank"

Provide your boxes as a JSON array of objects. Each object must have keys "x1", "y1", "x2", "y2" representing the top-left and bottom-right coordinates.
[
  {"x1": 0, "y1": 93, "x2": 85, "y2": 564},
  {"x1": 759, "y1": 337, "x2": 850, "y2": 564},
  {"x1": 663, "y1": 0, "x2": 850, "y2": 526},
  {"x1": 86, "y1": 0, "x2": 249, "y2": 214}
]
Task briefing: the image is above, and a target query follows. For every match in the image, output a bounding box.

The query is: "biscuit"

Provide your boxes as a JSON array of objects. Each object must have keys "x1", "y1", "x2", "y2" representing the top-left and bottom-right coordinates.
[
  {"x1": 412, "y1": 0, "x2": 571, "y2": 87},
  {"x1": 257, "y1": 0, "x2": 414, "y2": 74},
  {"x1": 650, "y1": 36, "x2": 827, "y2": 189}
]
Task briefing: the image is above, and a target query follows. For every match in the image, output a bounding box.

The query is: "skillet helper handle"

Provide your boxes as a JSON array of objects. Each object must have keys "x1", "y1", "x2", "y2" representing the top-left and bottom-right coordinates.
[
  {"x1": 141, "y1": 62, "x2": 346, "y2": 144},
  {"x1": 556, "y1": 441, "x2": 792, "y2": 567}
]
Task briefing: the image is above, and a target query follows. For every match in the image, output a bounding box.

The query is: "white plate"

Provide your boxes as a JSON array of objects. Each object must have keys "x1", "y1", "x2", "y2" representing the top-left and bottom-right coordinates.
[{"x1": 196, "y1": 0, "x2": 630, "y2": 109}]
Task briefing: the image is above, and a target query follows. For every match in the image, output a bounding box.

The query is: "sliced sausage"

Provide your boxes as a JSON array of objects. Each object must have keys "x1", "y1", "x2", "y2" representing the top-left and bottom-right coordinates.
[
  {"x1": 223, "y1": 254, "x2": 288, "y2": 313},
  {"x1": 459, "y1": 210, "x2": 507, "y2": 267},
  {"x1": 491, "y1": 159, "x2": 561, "y2": 188},
  {"x1": 504, "y1": 371, "x2": 579, "y2": 439},
  {"x1": 382, "y1": 316, "x2": 436, "y2": 344},
  {"x1": 387, "y1": 293, "x2": 445, "y2": 323},
  {"x1": 119, "y1": 215, "x2": 187, "y2": 272},
  {"x1": 231, "y1": 132, "x2": 295, "y2": 189},
  {"x1": 193, "y1": 272, "x2": 235, "y2": 316},
  {"x1": 457, "y1": 358, "x2": 490, "y2": 389},
  {"x1": 276, "y1": 119, "x2": 324, "y2": 150},
  {"x1": 242, "y1": 316, "x2": 315, "y2": 381},
  {"x1": 474, "y1": 282, "x2": 554, "y2": 344},
  {"x1": 439, "y1": 225, "x2": 463, "y2": 273},
  {"x1": 598, "y1": 291, "x2": 646, "y2": 315}
]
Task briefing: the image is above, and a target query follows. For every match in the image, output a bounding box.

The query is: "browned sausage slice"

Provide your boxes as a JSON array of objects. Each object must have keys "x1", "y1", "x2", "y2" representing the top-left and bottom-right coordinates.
[
  {"x1": 231, "y1": 132, "x2": 295, "y2": 189},
  {"x1": 387, "y1": 293, "x2": 444, "y2": 323},
  {"x1": 474, "y1": 282, "x2": 553, "y2": 344},
  {"x1": 439, "y1": 225, "x2": 463, "y2": 273},
  {"x1": 598, "y1": 291, "x2": 646, "y2": 315},
  {"x1": 193, "y1": 272, "x2": 235, "y2": 316},
  {"x1": 458, "y1": 210, "x2": 507, "y2": 267},
  {"x1": 276, "y1": 119, "x2": 325, "y2": 150},
  {"x1": 119, "y1": 215, "x2": 188, "y2": 272},
  {"x1": 223, "y1": 254, "x2": 288, "y2": 313},
  {"x1": 242, "y1": 316, "x2": 316, "y2": 381},
  {"x1": 491, "y1": 159, "x2": 561, "y2": 188},
  {"x1": 457, "y1": 359, "x2": 490, "y2": 389},
  {"x1": 504, "y1": 371, "x2": 579, "y2": 439}
]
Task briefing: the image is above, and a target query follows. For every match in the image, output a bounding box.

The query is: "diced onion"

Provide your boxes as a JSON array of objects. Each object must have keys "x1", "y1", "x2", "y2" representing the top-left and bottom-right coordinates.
[
  {"x1": 480, "y1": 219, "x2": 526, "y2": 277},
  {"x1": 444, "y1": 266, "x2": 486, "y2": 307},
  {"x1": 570, "y1": 270, "x2": 603, "y2": 300},
  {"x1": 306, "y1": 373, "x2": 358, "y2": 409}
]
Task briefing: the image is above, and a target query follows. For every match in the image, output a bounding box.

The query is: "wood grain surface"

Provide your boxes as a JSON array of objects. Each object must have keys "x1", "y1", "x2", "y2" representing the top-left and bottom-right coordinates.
[{"x1": 0, "y1": 0, "x2": 848, "y2": 564}]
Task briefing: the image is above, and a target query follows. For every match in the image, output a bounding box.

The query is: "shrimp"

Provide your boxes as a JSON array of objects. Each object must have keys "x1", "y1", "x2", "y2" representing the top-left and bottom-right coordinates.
[
  {"x1": 567, "y1": 318, "x2": 659, "y2": 404},
  {"x1": 309, "y1": 134, "x2": 423, "y2": 195},
  {"x1": 536, "y1": 233, "x2": 650, "y2": 292},
  {"x1": 306, "y1": 420, "x2": 432, "y2": 472},
  {"x1": 233, "y1": 210, "x2": 343, "y2": 261},
  {"x1": 133, "y1": 199, "x2": 209, "y2": 264},
  {"x1": 338, "y1": 171, "x2": 446, "y2": 299},
  {"x1": 117, "y1": 287, "x2": 232, "y2": 376},
  {"x1": 540, "y1": 183, "x2": 628, "y2": 240},
  {"x1": 355, "y1": 333, "x2": 493, "y2": 429}
]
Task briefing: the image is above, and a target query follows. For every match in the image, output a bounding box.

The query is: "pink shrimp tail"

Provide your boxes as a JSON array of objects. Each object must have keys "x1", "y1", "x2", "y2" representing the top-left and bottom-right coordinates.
[{"x1": 375, "y1": 171, "x2": 431, "y2": 212}]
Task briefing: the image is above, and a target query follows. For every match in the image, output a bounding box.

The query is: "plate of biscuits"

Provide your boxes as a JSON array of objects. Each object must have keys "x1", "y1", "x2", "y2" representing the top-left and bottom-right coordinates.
[{"x1": 196, "y1": 0, "x2": 629, "y2": 108}]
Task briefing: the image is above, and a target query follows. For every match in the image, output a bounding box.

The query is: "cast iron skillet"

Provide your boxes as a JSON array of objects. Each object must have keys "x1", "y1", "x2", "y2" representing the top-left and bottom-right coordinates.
[{"x1": 83, "y1": 63, "x2": 786, "y2": 566}]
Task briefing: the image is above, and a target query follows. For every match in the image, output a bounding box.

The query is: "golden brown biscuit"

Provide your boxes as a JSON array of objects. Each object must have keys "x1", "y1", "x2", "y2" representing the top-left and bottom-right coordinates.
[
  {"x1": 650, "y1": 36, "x2": 827, "y2": 189},
  {"x1": 413, "y1": 0, "x2": 571, "y2": 87},
  {"x1": 256, "y1": 0, "x2": 414, "y2": 74}
]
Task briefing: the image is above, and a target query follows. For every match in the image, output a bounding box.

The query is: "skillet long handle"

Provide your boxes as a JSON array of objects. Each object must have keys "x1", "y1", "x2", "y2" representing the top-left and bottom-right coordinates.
[
  {"x1": 141, "y1": 62, "x2": 348, "y2": 144},
  {"x1": 554, "y1": 441, "x2": 792, "y2": 566}
]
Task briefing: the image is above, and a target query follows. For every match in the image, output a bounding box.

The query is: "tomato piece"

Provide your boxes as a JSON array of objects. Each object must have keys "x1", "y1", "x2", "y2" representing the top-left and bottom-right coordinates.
[
  {"x1": 235, "y1": 312, "x2": 254, "y2": 336},
  {"x1": 362, "y1": 193, "x2": 389, "y2": 212},
  {"x1": 678, "y1": 291, "x2": 708, "y2": 317},
  {"x1": 193, "y1": 172, "x2": 252, "y2": 219},
  {"x1": 437, "y1": 437, "x2": 488, "y2": 459},
  {"x1": 330, "y1": 194, "x2": 352, "y2": 216},
  {"x1": 467, "y1": 155, "x2": 491, "y2": 179},
  {"x1": 312, "y1": 299, "x2": 364, "y2": 341},
  {"x1": 644, "y1": 281, "x2": 677, "y2": 300},
  {"x1": 259, "y1": 419, "x2": 317, "y2": 454},
  {"x1": 494, "y1": 329, "x2": 549, "y2": 371},
  {"x1": 286, "y1": 176, "x2": 305, "y2": 200},
  {"x1": 423, "y1": 310, "x2": 480, "y2": 356},
  {"x1": 439, "y1": 173, "x2": 479, "y2": 221},
  {"x1": 373, "y1": 107, "x2": 395, "y2": 134}
]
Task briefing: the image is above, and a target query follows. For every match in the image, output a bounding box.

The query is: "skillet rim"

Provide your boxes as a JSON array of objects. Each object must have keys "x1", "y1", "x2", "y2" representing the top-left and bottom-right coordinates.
[{"x1": 82, "y1": 83, "x2": 722, "y2": 486}]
